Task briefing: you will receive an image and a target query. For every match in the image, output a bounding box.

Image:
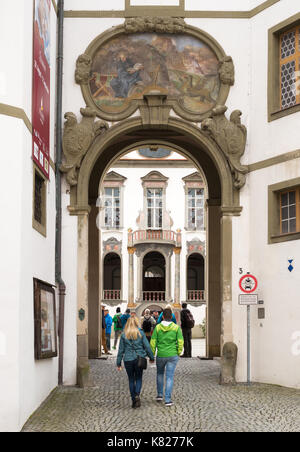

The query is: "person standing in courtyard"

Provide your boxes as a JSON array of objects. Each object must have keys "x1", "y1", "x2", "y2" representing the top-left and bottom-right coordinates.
[
  {"x1": 104, "y1": 309, "x2": 113, "y2": 352},
  {"x1": 156, "y1": 304, "x2": 177, "y2": 324},
  {"x1": 150, "y1": 308, "x2": 184, "y2": 407},
  {"x1": 117, "y1": 316, "x2": 154, "y2": 408},
  {"x1": 101, "y1": 305, "x2": 109, "y2": 355},
  {"x1": 142, "y1": 309, "x2": 156, "y2": 342},
  {"x1": 180, "y1": 303, "x2": 195, "y2": 358},
  {"x1": 112, "y1": 307, "x2": 123, "y2": 350},
  {"x1": 121, "y1": 308, "x2": 131, "y2": 330}
]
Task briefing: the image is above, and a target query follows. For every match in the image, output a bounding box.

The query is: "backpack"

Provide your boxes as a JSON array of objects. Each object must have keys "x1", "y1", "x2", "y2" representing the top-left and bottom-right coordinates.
[
  {"x1": 142, "y1": 317, "x2": 152, "y2": 333},
  {"x1": 184, "y1": 310, "x2": 195, "y2": 329},
  {"x1": 115, "y1": 315, "x2": 122, "y2": 329}
]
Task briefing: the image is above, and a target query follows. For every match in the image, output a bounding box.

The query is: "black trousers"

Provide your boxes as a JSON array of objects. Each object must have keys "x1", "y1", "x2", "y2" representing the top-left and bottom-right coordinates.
[{"x1": 182, "y1": 328, "x2": 192, "y2": 357}]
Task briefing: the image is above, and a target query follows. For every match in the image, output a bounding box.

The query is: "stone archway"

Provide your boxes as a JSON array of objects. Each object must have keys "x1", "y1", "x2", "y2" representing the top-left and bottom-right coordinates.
[{"x1": 69, "y1": 115, "x2": 243, "y2": 385}]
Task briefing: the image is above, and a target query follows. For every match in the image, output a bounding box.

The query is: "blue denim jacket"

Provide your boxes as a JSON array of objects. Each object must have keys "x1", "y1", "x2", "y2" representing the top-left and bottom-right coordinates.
[{"x1": 117, "y1": 329, "x2": 154, "y2": 367}]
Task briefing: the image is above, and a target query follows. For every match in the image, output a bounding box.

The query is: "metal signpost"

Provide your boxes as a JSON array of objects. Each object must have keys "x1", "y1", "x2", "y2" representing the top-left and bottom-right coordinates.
[{"x1": 239, "y1": 274, "x2": 258, "y2": 386}]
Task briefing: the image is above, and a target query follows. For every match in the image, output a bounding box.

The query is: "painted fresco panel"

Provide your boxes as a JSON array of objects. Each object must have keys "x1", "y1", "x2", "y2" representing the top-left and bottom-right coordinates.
[{"x1": 89, "y1": 33, "x2": 220, "y2": 114}]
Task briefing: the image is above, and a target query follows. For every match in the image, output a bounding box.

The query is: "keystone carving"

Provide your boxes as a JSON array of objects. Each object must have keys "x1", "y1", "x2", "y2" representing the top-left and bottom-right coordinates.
[
  {"x1": 75, "y1": 54, "x2": 92, "y2": 85},
  {"x1": 201, "y1": 106, "x2": 248, "y2": 189},
  {"x1": 61, "y1": 107, "x2": 109, "y2": 186},
  {"x1": 218, "y1": 56, "x2": 235, "y2": 86},
  {"x1": 124, "y1": 17, "x2": 186, "y2": 34}
]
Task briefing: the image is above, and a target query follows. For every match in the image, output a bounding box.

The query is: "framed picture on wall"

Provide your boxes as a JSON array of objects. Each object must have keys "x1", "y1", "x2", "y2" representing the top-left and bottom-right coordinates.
[{"x1": 34, "y1": 278, "x2": 57, "y2": 360}]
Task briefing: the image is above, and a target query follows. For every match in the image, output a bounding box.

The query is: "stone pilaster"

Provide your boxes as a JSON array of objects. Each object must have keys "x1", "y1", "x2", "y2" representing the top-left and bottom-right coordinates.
[
  {"x1": 173, "y1": 247, "x2": 181, "y2": 308},
  {"x1": 128, "y1": 247, "x2": 136, "y2": 308}
]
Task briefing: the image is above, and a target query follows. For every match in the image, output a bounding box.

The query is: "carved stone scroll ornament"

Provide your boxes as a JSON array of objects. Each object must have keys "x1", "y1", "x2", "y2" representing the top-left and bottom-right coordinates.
[
  {"x1": 61, "y1": 107, "x2": 109, "y2": 186},
  {"x1": 75, "y1": 54, "x2": 92, "y2": 85},
  {"x1": 201, "y1": 106, "x2": 248, "y2": 189},
  {"x1": 218, "y1": 56, "x2": 235, "y2": 86},
  {"x1": 124, "y1": 17, "x2": 186, "y2": 34}
]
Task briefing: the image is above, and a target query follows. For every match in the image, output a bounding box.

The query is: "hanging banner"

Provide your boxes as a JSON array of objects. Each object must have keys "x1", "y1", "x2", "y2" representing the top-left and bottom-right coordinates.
[{"x1": 32, "y1": 0, "x2": 51, "y2": 179}]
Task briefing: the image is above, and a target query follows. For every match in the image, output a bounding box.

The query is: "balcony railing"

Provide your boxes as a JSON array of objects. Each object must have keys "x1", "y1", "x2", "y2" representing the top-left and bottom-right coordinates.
[
  {"x1": 142, "y1": 291, "x2": 166, "y2": 302},
  {"x1": 128, "y1": 229, "x2": 182, "y2": 247},
  {"x1": 103, "y1": 290, "x2": 121, "y2": 301},
  {"x1": 187, "y1": 290, "x2": 205, "y2": 302}
]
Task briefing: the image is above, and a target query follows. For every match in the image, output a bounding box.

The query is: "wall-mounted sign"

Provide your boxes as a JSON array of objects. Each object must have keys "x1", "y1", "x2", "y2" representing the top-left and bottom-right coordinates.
[
  {"x1": 239, "y1": 274, "x2": 258, "y2": 294},
  {"x1": 32, "y1": 0, "x2": 51, "y2": 179},
  {"x1": 238, "y1": 294, "x2": 258, "y2": 306}
]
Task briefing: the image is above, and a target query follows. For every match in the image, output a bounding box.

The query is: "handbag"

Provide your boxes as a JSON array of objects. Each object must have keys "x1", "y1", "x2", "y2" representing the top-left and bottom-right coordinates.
[{"x1": 130, "y1": 340, "x2": 148, "y2": 370}]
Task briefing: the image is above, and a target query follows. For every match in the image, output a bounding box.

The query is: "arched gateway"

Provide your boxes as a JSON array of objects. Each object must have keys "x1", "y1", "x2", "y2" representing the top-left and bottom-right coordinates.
[{"x1": 62, "y1": 21, "x2": 247, "y2": 385}]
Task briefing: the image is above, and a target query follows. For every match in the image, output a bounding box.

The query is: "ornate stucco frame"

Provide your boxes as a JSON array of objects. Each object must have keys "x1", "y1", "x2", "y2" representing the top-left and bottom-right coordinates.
[{"x1": 76, "y1": 22, "x2": 233, "y2": 123}]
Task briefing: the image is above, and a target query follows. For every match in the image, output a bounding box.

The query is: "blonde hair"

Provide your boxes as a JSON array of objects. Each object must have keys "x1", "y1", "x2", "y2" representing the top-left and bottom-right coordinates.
[
  {"x1": 166, "y1": 304, "x2": 173, "y2": 312},
  {"x1": 124, "y1": 316, "x2": 141, "y2": 341}
]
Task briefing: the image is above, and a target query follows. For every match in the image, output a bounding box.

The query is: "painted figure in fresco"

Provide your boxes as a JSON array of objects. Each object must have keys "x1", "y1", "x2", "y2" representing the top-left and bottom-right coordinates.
[{"x1": 110, "y1": 52, "x2": 144, "y2": 98}]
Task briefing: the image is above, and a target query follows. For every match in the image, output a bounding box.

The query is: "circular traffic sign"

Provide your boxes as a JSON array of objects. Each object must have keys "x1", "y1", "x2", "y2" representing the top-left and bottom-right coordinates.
[{"x1": 239, "y1": 274, "x2": 258, "y2": 293}]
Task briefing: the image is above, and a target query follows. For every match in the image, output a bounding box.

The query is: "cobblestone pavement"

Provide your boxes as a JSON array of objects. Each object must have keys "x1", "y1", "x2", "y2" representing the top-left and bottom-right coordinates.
[{"x1": 22, "y1": 357, "x2": 300, "y2": 432}]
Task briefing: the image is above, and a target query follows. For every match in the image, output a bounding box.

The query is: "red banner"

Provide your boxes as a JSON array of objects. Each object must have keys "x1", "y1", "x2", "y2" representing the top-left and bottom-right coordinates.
[{"x1": 32, "y1": 0, "x2": 51, "y2": 179}]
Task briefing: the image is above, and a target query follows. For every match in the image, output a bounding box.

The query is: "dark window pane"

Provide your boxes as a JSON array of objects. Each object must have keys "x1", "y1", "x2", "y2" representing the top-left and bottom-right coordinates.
[
  {"x1": 282, "y1": 220, "x2": 289, "y2": 233},
  {"x1": 289, "y1": 191, "x2": 296, "y2": 205},
  {"x1": 105, "y1": 188, "x2": 112, "y2": 196},
  {"x1": 289, "y1": 205, "x2": 296, "y2": 218},
  {"x1": 289, "y1": 218, "x2": 296, "y2": 232},
  {"x1": 281, "y1": 193, "x2": 288, "y2": 206},
  {"x1": 281, "y1": 206, "x2": 288, "y2": 220},
  {"x1": 34, "y1": 173, "x2": 44, "y2": 224}
]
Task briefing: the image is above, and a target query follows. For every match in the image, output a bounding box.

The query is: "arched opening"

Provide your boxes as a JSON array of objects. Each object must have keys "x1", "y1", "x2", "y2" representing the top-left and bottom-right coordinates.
[
  {"x1": 143, "y1": 252, "x2": 166, "y2": 302},
  {"x1": 187, "y1": 253, "x2": 205, "y2": 302},
  {"x1": 103, "y1": 253, "x2": 121, "y2": 301},
  {"x1": 73, "y1": 117, "x2": 238, "y2": 372}
]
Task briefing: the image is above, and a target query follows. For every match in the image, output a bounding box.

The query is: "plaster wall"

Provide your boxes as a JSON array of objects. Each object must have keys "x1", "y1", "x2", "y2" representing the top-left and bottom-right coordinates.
[
  {"x1": 0, "y1": 0, "x2": 58, "y2": 431},
  {"x1": 185, "y1": 0, "x2": 253, "y2": 11}
]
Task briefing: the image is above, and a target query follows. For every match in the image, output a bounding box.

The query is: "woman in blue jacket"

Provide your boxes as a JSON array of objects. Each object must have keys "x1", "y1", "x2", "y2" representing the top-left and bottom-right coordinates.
[{"x1": 117, "y1": 316, "x2": 154, "y2": 408}]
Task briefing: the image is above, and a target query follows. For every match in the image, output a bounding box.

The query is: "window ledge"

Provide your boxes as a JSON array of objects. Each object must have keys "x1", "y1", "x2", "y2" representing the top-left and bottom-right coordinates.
[{"x1": 269, "y1": 231, "x2": 300, "y2": 243}]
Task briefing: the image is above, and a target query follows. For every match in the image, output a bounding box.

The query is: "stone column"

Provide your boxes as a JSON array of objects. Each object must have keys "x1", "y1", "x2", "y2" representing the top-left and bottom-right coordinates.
[
  {"x1": 77, "y1": 211, "x2": 90, "y2": 387},
  {"x1": 165, "y1": 250, "x2": 172, "y2": 303},
  {"x1": 221, "y1": 212, "x2": 234, "y2": 346},
  {"x1": 173, "y1": 247, "x2": 181, "y2": 308},
  {"x1": 207, "y1": 201, "x2": 222, "y2": 358},
  {"x1": 128, "y1": 247, "x2": 136, "y2": 308}
]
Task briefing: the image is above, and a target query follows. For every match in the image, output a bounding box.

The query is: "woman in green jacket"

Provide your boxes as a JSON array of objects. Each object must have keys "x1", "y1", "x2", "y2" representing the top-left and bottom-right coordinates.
[{"x1": 150, "y1": 308, "x2": 184, "y2": 407}]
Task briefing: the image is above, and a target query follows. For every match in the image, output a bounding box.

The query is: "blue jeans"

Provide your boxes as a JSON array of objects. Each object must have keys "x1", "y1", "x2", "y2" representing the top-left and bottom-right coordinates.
[
  {"x1": 106, "y1": 334, "x2": 111, "y2": 350},
  {"x1": 124, "y1": 360, "x2": 144, "y2": 402},
  {"x1": 156, "y1": 356, "x2": 179, "y2": 403}
]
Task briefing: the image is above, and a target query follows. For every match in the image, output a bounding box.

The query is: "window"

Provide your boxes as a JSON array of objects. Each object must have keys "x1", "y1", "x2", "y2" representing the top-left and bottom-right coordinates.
[
  {"x1": 280, "y1": 189, "x2": 300, "y2": 234},
  {"x1": 280, "y1": 27, "x2": 300, "y2": 111},
  {"x1": 147, "y1": 188, "x2": 163, "y2": 229},
  {"x1": 34, "y1": 279, "x2": 57, "y2": 360},
  {"x1": 32, "y1": 166, "x2": 47, "y2": 237},
  {"x1": 104, "y1": 187, "x2": 120, "y2": 229},
  {"x1": 188, "y1": 188, "x2": 204, "y2": 230},
  {"x1": 268, "y1": 178, "x2": 300, "y2": 244},
  {"x1": 268, "y1": 13, "x2": 300, "y2": 121}
]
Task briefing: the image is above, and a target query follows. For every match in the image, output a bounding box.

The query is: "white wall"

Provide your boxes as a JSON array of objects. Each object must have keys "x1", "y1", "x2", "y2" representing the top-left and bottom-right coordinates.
[{"x1": 0, "y1": 0, "x2": 58, "y2": 431}]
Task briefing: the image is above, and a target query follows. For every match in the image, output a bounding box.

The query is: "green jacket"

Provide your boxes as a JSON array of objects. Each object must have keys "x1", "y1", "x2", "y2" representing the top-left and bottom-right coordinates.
[
  {"x1": 112, "y1": 313, "x2": 123, "y2": 331},
  {"x1": 150, "y1": 322, "x2": 184, "y2": 358}
]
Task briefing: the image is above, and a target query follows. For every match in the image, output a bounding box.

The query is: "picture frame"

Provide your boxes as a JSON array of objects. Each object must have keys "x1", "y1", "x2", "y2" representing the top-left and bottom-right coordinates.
[{"x1": 34, "y1": 278, "x2": 57, "y2": 360}]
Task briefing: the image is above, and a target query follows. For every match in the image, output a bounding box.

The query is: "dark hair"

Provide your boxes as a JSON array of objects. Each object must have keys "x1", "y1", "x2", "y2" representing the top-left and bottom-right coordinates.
[
  {"x1": 116, "y1": 307, "x2": 121, "y2": 313},
  {"x1": 126, "y1": 308, "x2": 130, "y2": 314},
  {"x1": 182, "y1": 303, "x2": 187, "y2": 309},
  {"x1": 163, "y1": 308, "x2": 172, "y2": 321}
]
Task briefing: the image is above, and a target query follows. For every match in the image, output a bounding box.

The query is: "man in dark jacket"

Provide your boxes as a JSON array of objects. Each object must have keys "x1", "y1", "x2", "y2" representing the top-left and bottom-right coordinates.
[{"x1": 180, "y1": 303, "x2": 194, "y2": 358}]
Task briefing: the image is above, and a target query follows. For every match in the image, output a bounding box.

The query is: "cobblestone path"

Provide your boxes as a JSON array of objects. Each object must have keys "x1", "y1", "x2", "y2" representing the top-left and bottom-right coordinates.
[{"x1": 22, "y1": 358, "x2": 300, "y2": 432}]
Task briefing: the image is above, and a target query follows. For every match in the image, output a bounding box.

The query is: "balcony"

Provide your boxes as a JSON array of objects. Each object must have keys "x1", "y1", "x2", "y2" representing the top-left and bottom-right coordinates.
[
  {"x1": 128, "y1": 229, "x2": 181, "y2": 247},
  {"x1": 103, "y1": 290, "x2": 121, "y2": 305},
  {"x1": 187, "y1": 290, "x2": 206, "y2": 306},
  {"x1": 142, "y1": 291, "x2": 166, "y2": 302}
]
